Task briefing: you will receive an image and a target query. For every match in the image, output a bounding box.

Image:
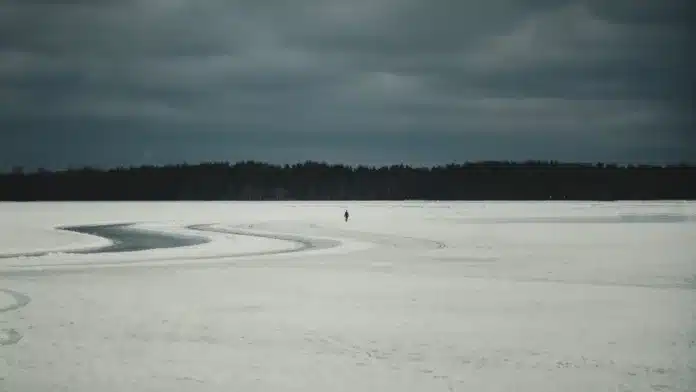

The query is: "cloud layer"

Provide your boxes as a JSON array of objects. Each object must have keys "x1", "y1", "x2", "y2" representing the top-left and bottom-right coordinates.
[{"x1": 1, "y1": 0, "x2": 693, "y2": 169}]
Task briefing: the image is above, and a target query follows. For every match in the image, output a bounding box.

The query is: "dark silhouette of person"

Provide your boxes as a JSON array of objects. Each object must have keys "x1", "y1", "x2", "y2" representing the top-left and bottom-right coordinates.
[{"x1": 344, "y1": 210, "x2": 349, "y2": 222}]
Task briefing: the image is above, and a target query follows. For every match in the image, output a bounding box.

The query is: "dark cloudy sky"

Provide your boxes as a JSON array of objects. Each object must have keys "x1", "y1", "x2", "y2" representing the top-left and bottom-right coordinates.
[{"x1": 1, "y1": 0, "x2": 694, "y2": 170}]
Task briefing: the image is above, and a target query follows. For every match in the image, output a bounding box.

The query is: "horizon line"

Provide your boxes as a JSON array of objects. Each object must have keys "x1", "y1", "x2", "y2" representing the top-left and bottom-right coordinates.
[{"x1": 3, "y1": 159, "x2": 695, "y2": 175}]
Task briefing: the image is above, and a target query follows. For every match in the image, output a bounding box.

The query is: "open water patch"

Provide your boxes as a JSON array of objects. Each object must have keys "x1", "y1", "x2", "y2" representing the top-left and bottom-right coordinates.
[
  {"x1": 0, "y1": 223, "x2": 210, "y2": 259},
  {"x1": 62, "y1": 223, "x2": 211, "y2": 254},
  {"x1": 0, "y1": 223, "x2": 343, "y2": 273},
  {"x1": 63, "y1": 223, "x2": 210, "y2": 254}
]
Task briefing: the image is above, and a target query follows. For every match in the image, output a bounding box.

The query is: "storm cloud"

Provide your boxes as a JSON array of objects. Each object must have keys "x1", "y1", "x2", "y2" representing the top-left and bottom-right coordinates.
[{"x1": 1, "y1": 0, "x2": 694, "y2": 169}]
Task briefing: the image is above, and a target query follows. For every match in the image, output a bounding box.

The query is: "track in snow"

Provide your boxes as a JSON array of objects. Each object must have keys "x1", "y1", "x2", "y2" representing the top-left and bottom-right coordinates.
[{"x1": 0, "y1": 289, "x2": 31, "y2": 346}]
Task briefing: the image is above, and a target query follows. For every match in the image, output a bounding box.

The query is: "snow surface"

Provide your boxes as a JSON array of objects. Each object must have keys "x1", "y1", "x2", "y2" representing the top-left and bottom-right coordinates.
[
  {"x1": 0, "y1": 291, "x2": 14, "y2": 311},
  {"x1": 1, "y1": 201, "x2": 695, "y2": 391},
  {"x1": 0, "y1": 224, "x2": 111, "y2": 256}
]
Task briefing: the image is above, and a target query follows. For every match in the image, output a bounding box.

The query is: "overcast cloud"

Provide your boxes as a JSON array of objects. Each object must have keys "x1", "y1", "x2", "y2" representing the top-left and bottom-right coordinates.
[{"x1": 1, "y1": 0, "x2": 693, "y2": 169}]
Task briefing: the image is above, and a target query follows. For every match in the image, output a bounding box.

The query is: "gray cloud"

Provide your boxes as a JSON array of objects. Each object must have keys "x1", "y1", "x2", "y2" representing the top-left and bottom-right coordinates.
[{"x1": 1, "y1": 0, "x2": 693, "y2": 169}]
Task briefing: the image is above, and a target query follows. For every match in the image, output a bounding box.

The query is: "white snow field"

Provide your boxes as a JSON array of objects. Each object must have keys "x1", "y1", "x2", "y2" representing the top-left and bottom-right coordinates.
[{"x1": 1, "y1": 201, "x2": 695, "y2": 392}]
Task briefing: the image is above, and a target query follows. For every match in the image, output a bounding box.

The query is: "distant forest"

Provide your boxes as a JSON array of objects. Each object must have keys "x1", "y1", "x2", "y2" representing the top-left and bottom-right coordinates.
[{"x1": 1, "y1": 161, "x2": 695, "y2": 201}]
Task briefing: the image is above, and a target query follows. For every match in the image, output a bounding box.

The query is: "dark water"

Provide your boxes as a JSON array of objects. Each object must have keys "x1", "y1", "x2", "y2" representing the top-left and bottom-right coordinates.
[
  {"x1": 63, "y1": 224, "x2": 210, "y2": 253},
  {"x1": 0, "y1": 223, "x2": 210, "y2": 259}
]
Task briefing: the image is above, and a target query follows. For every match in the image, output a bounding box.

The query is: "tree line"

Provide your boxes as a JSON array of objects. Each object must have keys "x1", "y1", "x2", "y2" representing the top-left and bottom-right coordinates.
[{"x1": 1, "y1": 161, "x2": 694, "y2": 201}]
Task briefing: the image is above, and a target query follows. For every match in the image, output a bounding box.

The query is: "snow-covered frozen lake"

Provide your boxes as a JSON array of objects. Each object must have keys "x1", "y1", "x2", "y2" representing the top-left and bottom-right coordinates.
[{"x1": 1, "y1": 201, "x2": 695, "y2": 391}]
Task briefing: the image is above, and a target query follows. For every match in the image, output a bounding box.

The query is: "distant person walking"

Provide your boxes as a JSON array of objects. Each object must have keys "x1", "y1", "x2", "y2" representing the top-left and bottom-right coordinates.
[{"x1": 344, "y1": 210, "x2": 350, "y2": 222}]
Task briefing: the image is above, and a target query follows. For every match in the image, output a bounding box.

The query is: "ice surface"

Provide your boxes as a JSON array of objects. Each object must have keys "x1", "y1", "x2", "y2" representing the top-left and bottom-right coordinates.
[
  {"x1": 0, "y1": 291, "x2": 14, "y2": 311},
  {"x1": 0, "y1": 224, "x2": 111, "y2": 257},
  {"x1": 0, "y1": 201, "x2": 695, "y2": 391}
]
